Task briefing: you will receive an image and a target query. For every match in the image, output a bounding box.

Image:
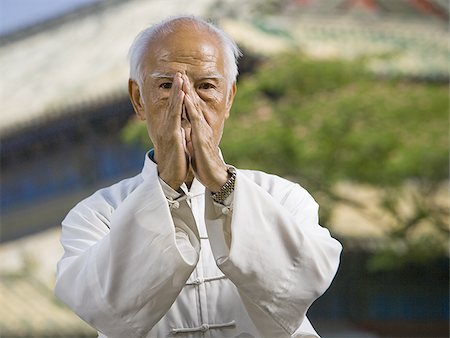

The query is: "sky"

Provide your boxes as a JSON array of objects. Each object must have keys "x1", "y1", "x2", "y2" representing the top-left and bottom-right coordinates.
[{"x1": 0, "y1": 0, "x2": 100, "y2": 36}]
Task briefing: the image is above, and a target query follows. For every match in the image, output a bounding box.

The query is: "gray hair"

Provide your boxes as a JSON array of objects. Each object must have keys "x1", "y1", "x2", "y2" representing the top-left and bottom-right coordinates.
[{"x1": 128, "y1": 16, "x2": 241, "y2": 88}]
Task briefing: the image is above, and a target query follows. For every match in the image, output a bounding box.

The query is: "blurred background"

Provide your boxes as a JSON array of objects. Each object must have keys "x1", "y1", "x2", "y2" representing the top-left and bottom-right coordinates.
[{"x1": 0, "y1": 0, "x2": 448, "y2": 337}]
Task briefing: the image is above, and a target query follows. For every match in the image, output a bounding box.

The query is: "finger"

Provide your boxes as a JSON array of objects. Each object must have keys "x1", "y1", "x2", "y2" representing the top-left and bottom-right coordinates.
[
  {"x1": 181, "y1": 73, "x2": 193, "y2": 97},
  {"x1": 167, "y1": 73, "x2": 184, "y2": 121},
  {"x1": 184, "y1": 93, "x2": 204, "y2": 126},
  {"x1": 180, "y1": 127, "x2": 188, "y2": 153},
  {"x1": 169, "y1": 72, "x2": 184, "y2": 111},
  {"x1": 181, "y1": 74, "x2": 211, "y2": 125},
  {"x1": 180, "y1": 75, "x2": 202, "y2": 122},
  {"x1": 181, "y1": 74, "x2": 202, "y2": 108}
]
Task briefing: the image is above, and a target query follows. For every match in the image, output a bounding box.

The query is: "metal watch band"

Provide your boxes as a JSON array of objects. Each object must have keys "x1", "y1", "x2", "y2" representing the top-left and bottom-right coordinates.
[{"x1": 211, "y1": 166, "x2": 236, "y2": 204}]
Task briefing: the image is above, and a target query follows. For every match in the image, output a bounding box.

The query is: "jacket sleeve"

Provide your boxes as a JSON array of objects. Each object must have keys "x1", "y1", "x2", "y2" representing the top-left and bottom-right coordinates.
[
  {"x1": 54, "y1": 178, "x2": 199, "y2": 338},
  {"x1": 204, "y1": 171, "x2": 342, "y2": 338}
]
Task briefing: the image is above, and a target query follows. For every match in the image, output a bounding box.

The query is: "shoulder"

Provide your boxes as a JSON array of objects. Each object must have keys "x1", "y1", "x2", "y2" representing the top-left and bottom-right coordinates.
[{"x1": 237, "y1": 169, "x2": 318, "y2": 213}]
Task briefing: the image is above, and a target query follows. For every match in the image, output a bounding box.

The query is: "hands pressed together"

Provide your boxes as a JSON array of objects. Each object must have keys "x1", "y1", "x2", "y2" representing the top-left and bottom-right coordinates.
[{"x1": 154, "y1": 72, "x2": 229, "y2": 193}]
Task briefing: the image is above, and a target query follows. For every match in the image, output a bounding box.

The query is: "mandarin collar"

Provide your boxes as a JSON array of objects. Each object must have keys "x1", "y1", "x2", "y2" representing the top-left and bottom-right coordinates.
[{"x1": 141, "y1": 150, "x2": 159, "y2": 182}]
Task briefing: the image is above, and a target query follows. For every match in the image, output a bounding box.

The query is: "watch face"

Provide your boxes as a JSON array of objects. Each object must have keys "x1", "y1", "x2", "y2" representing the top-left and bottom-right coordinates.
[{"x1": 227, "y1": 166, "x2": 237, "y2": 174}]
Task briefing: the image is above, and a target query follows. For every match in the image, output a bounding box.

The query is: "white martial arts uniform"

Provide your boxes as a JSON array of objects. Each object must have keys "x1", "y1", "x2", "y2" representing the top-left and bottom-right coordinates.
[{"x1": 55, "y1": 152, "x2": 342, "y2": 338}]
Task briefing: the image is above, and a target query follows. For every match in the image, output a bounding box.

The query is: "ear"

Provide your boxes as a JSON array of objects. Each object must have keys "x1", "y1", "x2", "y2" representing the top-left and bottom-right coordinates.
[
  {"x1": 128, "y1": 79, "x2": 146, "y2": 120},
  {"x1": 225, "y1": 82, "x2": 237, "y2": 119}
]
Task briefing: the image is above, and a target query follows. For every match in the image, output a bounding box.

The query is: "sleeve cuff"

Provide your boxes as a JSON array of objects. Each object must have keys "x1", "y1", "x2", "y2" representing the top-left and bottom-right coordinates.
[
  {"x1": 158, "y1": 177, "x2": 183, "y2": 200},
  {"x1": 212, "y1": 191, "x2": 234, "y2": 207}
]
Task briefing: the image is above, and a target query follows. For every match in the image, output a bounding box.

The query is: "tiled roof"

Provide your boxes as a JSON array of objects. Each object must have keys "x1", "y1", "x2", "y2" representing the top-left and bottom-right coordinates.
[
  {"x1": 0, "y1": 0, "x2": 447, "y2": 135},
  {"x1": 0, "y1": 0, "x2": 215, "y2": 136}
]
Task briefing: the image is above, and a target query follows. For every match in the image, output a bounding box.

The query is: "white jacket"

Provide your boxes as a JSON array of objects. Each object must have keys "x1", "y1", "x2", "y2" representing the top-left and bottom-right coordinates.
[{"x1": 55, "y1": 152, "x2": 342, "y2": 338}]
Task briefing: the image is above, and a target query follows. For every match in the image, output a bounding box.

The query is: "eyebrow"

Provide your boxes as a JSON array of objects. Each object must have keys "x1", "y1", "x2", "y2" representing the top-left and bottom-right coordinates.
[
  {"x1": 149, "y1": 72, "x2": 174, "y2": 79},
  {"x1": 149, "y1": 72, "x2": 224, "y2": 81}
]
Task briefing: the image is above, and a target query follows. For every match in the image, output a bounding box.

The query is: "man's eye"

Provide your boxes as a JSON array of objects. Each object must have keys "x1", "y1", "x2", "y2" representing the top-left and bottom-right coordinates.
[
  {"x1": 160, "y1": 82, "x2": 172, "y2": 89},
  {"x1": 198, "y1": 83, "x2": 215, "y2": 90}
]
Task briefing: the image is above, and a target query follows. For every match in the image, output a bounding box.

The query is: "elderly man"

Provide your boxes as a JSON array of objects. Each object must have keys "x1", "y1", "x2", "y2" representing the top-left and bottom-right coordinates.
[{"x1": 55, "y1": 16, "x2": 342, "y2": 338}]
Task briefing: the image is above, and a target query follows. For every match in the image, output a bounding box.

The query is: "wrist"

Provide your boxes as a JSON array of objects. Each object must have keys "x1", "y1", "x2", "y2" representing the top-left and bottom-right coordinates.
[
  {"x1": 158, "y1": 170, "x2": 182, "y2": 191},
  {"x1": 209, "y1": 165, "x2": 230, "y2": 193},
  {"x1": 211, "y1": 166, "x2": 237, "y2": 204}
]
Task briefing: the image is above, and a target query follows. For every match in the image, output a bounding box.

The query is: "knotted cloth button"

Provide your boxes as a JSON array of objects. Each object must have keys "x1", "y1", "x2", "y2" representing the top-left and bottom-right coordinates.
[
  {"x1": 168, "y1": 200, "x2": 180, "y2": 209},
  {"x1": 194, "y1": 278, "x2": 203, "y2": 285},
  {"x1": 200, "y1": 324, "x2": 209, "y2": 332},
  {"x1": 221, "y1": 207, "x2": 231, "y2": 215}
]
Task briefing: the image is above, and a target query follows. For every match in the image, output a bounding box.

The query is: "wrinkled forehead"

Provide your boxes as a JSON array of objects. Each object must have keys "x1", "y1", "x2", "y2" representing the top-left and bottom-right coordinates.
[{"x1": 141, "y1": 26, "x2": 226, "y2": 76}]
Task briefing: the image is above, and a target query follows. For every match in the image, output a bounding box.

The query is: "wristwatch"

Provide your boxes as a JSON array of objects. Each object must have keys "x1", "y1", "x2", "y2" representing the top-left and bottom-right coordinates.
[{"x1": 211, "y1": 166, "x2": 237, "y2": 204}]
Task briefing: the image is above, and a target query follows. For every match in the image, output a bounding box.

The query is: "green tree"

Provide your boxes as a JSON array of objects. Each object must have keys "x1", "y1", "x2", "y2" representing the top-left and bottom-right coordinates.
[{"x1": 122, "y1": 53, "x2": 449, "y2": 270}]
